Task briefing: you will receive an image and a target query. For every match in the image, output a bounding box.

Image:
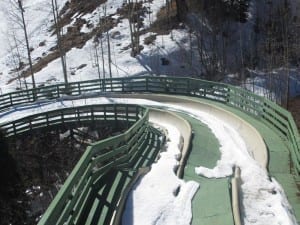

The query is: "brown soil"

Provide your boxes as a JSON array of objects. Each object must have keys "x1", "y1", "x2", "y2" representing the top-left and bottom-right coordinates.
[
  {"x1": 8, "y1": 0, "x2": 117, "y2": 84},
  {"x1": 148, "y1": 0, "x2": 179, "y2": 35},
  {"x1": 54, "y1": 0, "x2": 108, "y2": 34},
  {"x1": 8, "y1": 0, "x2": 182, "y2": 84}
]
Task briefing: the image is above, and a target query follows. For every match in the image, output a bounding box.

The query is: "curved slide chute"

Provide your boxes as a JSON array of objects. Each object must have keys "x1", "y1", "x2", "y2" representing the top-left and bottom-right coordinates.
[{"x1": 0, "y1": 76, "x2": 299, "y2": 225}]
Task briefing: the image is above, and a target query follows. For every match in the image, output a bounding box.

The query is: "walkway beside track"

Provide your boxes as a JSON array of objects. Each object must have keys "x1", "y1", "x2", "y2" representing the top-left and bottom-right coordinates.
[{"x1": 227, "y1": 106, "x2": 300, "y2": 222}]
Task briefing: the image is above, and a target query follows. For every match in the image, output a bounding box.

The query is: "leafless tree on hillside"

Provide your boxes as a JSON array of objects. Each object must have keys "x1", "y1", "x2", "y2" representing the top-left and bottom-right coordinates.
[
  {"x1": 51, "y1": 0, "x2": 68, "y2": 88},
  {"x1": 127, "y1": 0, "x2": 141, "y2": 57},
  {"x1": 102, "y1": 5, "x2": 113, "y2": 89},
  {"x1": 17, "y1": 0, "x2": 36, "y2": 92},
  {"x1": 175, "y1": 0, "x2": 188, "y2": 21},
  {"x1": 6, "y1": 29, "x2": 28, "y2": 90}
]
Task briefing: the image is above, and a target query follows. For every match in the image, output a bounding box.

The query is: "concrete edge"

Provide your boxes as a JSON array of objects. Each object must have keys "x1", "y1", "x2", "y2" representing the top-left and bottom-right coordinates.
[
  {"x1": 148, "y1": 108, "x2": 193, "y2": 178},
  {"x1": 105, "y1": 93, "x2": 268, "y2": 169},
  {"x1": 110, "y1": 109, "x2": 193, "y2": 224},
  {"x1": 231, "y1": 167, "x2": 242, "y2": 225},
  {"x1": 97, "y1": 93, "x2": 268, "y2": 225}
]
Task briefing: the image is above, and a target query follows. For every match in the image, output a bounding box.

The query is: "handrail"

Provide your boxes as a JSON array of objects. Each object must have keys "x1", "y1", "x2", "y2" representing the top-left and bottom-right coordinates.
[
  {"x1": 0, "y1": 76, "x2": 298, "y2": 175},
  {"x1": 1, "y1": 104, "x2": 150, "y2": 225},
  {"x1": 1, "y1": 104, "x2": 143, "y2": 137},
  {"x1": 43, "y1": 105, "x2": 149, "y2": 225}
]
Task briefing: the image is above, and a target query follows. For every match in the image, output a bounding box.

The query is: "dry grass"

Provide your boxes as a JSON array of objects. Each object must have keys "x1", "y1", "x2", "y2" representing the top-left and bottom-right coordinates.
[{"x1": 148, "y1": 1, "x2": 179, "y2": 35}]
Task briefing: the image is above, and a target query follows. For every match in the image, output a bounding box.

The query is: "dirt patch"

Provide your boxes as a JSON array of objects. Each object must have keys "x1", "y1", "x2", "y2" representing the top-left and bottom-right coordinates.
[
  {"x1": 147, "y1": 0, "x2": 179, "y2": 35},
  {"x1": 54, "y1": 0, "x2": 107, "y2": 33},
  {"x1": 8, "y1": 14, "x2": 119, "y2": 83},
  {"x1": 8, "y1": 0, "x2": 181, "y2": 84},
  {"x1": 144, "y1": 34, "x2": 157, "y2": 45},
  {"x1": 8, "y1": 0, "x2": 118, "y2": 84},
  {"x1": 140, "y1": 0, "x2": 181, "y2": 44}
]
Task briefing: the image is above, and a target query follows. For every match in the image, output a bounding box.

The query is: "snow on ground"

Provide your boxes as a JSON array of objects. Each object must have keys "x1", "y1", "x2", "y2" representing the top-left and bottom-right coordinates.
[
  {"x1": 0, "y1": 0, "x2": 68, "y2": 93},
  {"x1": 0, "y1": 0, "x2": 298, "y2": 101},
  {"x1": 0, "y1": 0, "x2": 200, "y2": 94},
  {"x1": 0, "y1": 1, "x2": 298, "y2": 223},
  {"x1": 0, "y1": 96, "x2": 297, "y2": 225},
  {"x1": 0, "y1": 0, "x2": 175, "y2": 93},
  {"x1": 244, "y1": 68, "x2": 300, "y2": 99},
  {"x1": 122, "y1": 121, "x2": 199, "y2": 225},
  {"x1": 178, "y1": 107, "x2": 298, "y2": 225}
]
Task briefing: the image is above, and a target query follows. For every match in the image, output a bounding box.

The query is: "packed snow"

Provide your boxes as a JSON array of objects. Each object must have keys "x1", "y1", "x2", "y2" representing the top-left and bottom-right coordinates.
[
  {"x1": 0, "y1": 0, "x2": 298, "y2": 100},
  {"x1": 122, "y1": 121, "x2": 199, "y2": 225},
  {"x1": 0, "y1": 0, "x2": 299, "y2": 224},
  {"x1": 0, "y1": 96, "x2": 297, "y2": 225},
  {"x1": 0, "y1": 0, "x2": 199, "y2": 94}
]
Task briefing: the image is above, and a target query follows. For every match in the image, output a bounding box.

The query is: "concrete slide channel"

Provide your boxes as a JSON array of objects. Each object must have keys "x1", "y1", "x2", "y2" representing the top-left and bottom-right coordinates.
[
  {"x1": 111, "y1": 108, "x2": 192, "y2": 224},
  {"x1": 103, "y1": 93, "x2": 268, "y2": 225},
  {"x1": 0, "y1": 91, "x2": 268, "y2": 224}
]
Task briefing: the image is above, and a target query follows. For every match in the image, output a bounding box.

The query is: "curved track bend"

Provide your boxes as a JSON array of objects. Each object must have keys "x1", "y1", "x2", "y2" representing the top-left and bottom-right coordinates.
[{"x1": 0, "y1": 78, "x2": 299, "y2": 225}]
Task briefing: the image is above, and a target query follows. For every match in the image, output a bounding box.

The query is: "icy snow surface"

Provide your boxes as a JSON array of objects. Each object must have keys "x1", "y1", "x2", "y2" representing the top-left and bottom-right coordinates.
[{"x1": 0, "y1": 97, "x2": 297, "y2": 225}]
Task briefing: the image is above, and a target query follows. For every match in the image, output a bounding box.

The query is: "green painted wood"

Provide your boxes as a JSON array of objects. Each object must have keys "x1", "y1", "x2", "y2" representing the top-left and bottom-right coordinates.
[
  {"x1": 193, "y1": 97, "x2": 300, "y2": 223},
  {"x1": 1, "y1": 76, "x2": 299, "y2": 224},
  {"x1": 178, "y1": 113, "x2": 235, "y2": 225},
  {"x1": 19, "y1": 105, "x2": 150, "y2": 225}
]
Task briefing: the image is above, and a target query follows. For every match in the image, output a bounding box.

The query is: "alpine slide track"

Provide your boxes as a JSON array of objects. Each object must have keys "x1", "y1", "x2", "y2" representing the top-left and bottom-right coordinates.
[{"x1": 0, "y1": 76, "x2": 299, "y2": 225}]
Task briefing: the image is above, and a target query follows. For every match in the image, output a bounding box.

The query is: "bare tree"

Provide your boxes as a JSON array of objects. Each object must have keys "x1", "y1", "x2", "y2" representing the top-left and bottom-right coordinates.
[
  {"x1": 257, "y1": 0, "x2": 295, "y2": 105},
  {"x1": 17, "y1": 0, "x2": 36, "y2": 91},
  {"x1": 102, "y1": 5, "x2": 113, "y2": 89},
  {"x1": 127, "y1": 0, "x2": 141, "y2": 57},
  {"x1": 93, "y1": 40, "x2": 102, "y2": 80},
  {"x1": 175, "y1": 0, "x2": 188, "y2": 21},
  {"x1": 6, "y1": 29, "x2": 28, "y2": 90},
  {"x1": 51, "y1": 0, "x2": 68, "y2": 87}
]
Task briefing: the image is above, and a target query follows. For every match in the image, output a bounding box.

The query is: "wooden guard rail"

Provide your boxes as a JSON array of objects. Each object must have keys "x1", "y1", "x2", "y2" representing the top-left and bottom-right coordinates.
[
  {"x1": 1, "y1": 104, "x2": 144, "y2": 137},
  {"x1": 1, "y1": 104, "x2": 151, "y2": 225},
  {"x1": 0, "y1": 76, "x2": 299, "y2": 225},
  {"x1": 0, "y1": 76, "x2": 298, "y2": 175}
]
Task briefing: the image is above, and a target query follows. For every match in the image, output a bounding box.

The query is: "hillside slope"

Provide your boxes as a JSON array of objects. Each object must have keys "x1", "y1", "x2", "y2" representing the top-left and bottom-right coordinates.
[{"x1": 0, "y1": 0, "x2": 299, "y2": 102}]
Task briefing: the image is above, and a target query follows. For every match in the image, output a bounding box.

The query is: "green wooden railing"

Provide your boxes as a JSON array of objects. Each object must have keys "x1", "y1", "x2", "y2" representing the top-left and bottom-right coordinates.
[
  {"x1": 225, "y1": 85, "x2": 300, "y2": 174},
  {"x1": 39, "y1": 107, "x2": 150, "y2": 225},
  {"x1": 1, "y1": 104, "x2": 144, "y2": 137},
  {"x1": 0, "y1": 76, "x2": 298, "y2": 175},
  {"x1": 1, "y1": 104, "x2": 150, "y2": 225},
  {"x1": 0, "y1": 76, "x2": 299, "y2": 225}
]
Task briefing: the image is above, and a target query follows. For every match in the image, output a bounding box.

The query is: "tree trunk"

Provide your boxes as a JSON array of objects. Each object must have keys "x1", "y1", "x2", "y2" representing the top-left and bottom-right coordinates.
[
  {"x1": 52, "y1": 0, "x2": 68, "y2": 88},
  {"x1": 175, "y1": 0, "x2": 188, "y2": 21},
  {"x1": 18, "y1": 0, "x2": 36, "y2": 92}
]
